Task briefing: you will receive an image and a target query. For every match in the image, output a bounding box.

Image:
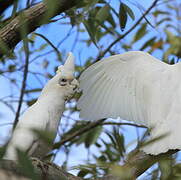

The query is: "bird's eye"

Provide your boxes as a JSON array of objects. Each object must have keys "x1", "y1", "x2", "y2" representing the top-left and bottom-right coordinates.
[
  {"x1": 59, "y1": 78, "x2": 67, "y2": 86},
  {"x1": 61, "y1": 78, "x2": 67, "y2": 82}
]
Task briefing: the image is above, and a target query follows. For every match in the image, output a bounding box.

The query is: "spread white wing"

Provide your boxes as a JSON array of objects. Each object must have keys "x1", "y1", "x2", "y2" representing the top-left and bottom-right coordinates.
[
  {"x1": 78, "y1": 51, "x2": 170, "y2": 125},
  {"x1": 77, "y1": 51, "x2": 181, "y2": 154}
]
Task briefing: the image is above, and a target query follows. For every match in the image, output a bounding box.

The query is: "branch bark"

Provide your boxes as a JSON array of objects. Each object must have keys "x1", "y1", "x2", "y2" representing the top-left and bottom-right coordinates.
[
  {"x1": 0, "y1": 0, "x2": 82, "y2": 57},
  {"x1": 0, "y1": 159, "x2": 82, "y2": 180},
  {"x1": 0, "y1": 149, "x2": 178, "y2": 180}
]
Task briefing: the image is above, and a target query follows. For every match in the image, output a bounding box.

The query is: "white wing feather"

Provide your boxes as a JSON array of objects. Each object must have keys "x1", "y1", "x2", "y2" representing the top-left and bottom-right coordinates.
[{"x1": 77, "y1": 51, "x2": 181, "y2": 154}]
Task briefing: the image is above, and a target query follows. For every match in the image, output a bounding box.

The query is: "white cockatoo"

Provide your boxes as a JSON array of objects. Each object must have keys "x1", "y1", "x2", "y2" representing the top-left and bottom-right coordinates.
[
  {"x1": 77, "y1": 51, "x2": 181, "y2": 155},
  {"x1": 4, "y1": 52, "x2": 79, "y2": 160}
]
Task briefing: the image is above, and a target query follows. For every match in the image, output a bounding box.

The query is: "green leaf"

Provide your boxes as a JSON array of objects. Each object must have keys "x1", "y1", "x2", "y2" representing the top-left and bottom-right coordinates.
[
  {"x1": 35, "y1": 43, "x2": 48, "y2": 52},
  {"x1": 53, "y1": 122, "x2": 87, "y2": 149},
  {"x1": 66, "y1": 9, "x2": 77, "y2": 27},
  {"x1": 107, "y1": 11, "x2": 116, "y2": 28},
  {"x1": 84, "y1": 126, "x2": 102, "y2": 148},
  {"x1": 17, "y1": 149, "x2": 40, "y2": 180},
  {"x1": 32, "y1": 129, "x2": 56, "y2": 147},
  {"x1": 159, "y1": 157, "x2": 173, "y2": 179},
  {"x1": 25, "y1": 88, "x2": 42, "y2": 94},
  {"x1": 122, "y1": 3, "x2": 135, "y2": 20},
  {"x1": 156, "y1": 17, "x2": 171, "y2": 26},
  {"x1": 133, "y1": 23, "x2": 147, "y2": 42},
  {"x1": 119, "y1": 3, "x2": 128, "y2": 31},
  {"x1": 77, "y1": 168, "x2": 90, "y2": 178},
  {"x1": 140, "y1": 37, "x2": 156, "y2": 50},
  {"x1": 96, "y1": 5, "x2": 110, "y2": 24},
  {"x1": 172, "y1": 163, "x2": 181, "y2": 177},
  {"x1": 8, "y1": 65, "x2": 16, "y2": 72},
  {"x1": 0, "y1": 146, "x2": 7, "y2": 160},
  {"x1": 153, "y1": 10, "x2": 170, "y2": 17},
  {"x1": 83, "y1": 20, "x2": 98, "y2": 47},
  {"x1": 27, "y1": 99, "x2": 37, "y2": 106}
]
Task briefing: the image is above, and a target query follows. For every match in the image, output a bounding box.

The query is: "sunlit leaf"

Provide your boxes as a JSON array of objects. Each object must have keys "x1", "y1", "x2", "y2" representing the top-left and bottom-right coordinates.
[
  {"x1": 133, "y1": 23, "x2": 147, "y2": 42},
  {"x1": 96, "y1": 5, "x2": 110, "y2": 24},
  {"x1": 85, "y1": 126, "x2": 102, "y2": 148},
  {"x1": 153, "y1": 10, "x2": 170, "y2": 17},
  {"x1": 83, "y1": 20, "x2": 98, "y2": 47},
  {"x1": 25, "y1": 88, "x2": 42, "y2": 94},
  {"x1": 32, "y1": 129, "x2": 55, "y2": 147},
  {"x1": 156, "y1": 17, "x2": 171, "y2": 26},
  {"x1": 159, "y1": 157, "x2": 173, "y2": 179},
  {"x1": 106, "y1": 11, "x2": 116, "y2": 28},
  {"x1": 111, "y1": 164, "x2": 133, "y2": 180},
  {"x1": 140, "y1": 37, "x2": 156, "y2": 50}
]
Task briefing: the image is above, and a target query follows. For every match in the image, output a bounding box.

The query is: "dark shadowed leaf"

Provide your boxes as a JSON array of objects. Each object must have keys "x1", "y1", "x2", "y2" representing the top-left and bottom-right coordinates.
[
  {"x1": 83, "y1": 20, "x2": 98, "y2": 47},
  {"x1": 0, "y1": 146, "x2": 7, "y2": 160},
  {"x1": 27, "y1": 99, "x2": 37, "y2": 106},
  {"x1": 122, "y1": 3, "x2": 135, "y2": 20},
  {"x1": 119, "y1": 3, "x2": 128, "y2": 31}
]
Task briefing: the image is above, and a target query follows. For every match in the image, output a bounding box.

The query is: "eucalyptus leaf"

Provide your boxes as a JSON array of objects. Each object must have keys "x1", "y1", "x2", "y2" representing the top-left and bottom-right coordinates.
[
  {"x1": 119, "y1": 3, "x2": 128, "y2": 31},
  {"x1": 133, "y1": 23, "x2": 147, "y2": 42}
]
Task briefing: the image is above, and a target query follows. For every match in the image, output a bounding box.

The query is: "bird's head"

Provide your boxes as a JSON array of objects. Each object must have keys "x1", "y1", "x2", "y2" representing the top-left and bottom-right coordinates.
[
  {"x1": 40, "y1": 52, "x2": 79, "y2": 100},
  {"x1": 56, "y1": 52, "x2": 75, "y2": 87}
]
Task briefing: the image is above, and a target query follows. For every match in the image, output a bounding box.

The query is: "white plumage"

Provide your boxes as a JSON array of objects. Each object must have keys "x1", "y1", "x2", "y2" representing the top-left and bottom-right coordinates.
[
  {"x1": 4, "y1": 52, "x2": 79, "y2": 160},
  {"x1": 77, "y1": 51, "x2": 181, "y2": 155}
]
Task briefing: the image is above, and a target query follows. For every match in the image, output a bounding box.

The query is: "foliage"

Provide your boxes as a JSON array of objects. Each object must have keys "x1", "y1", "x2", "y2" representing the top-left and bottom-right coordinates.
[{"x1": 0, "y1": 0, "x2": 181, "y2": 179}]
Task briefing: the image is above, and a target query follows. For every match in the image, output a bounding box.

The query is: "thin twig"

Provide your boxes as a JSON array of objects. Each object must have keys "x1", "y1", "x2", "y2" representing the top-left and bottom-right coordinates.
[
  {"x1": 54, "y1": 119, "x2": 106, "y2": 148},
  {"x1": 97, "y1": 0, "x2": 159, "y2": 60},
  {"x1": 102, "y1": 122, "x2": 146, "y2": 128},
  {"x1": 34, "y1": 32, "x2": 62, "y2": 61},
  {"x1": 54, "y1": 119, "x2": 146, "y2": 148},
  {"x1": 13, "y1": 39, "x2": 29, "y2": 129}
]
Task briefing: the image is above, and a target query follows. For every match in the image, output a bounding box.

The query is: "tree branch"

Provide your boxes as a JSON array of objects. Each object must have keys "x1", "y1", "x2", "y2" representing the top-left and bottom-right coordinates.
[
  {"x1": 121, "y1": 149, "x2": 178, "y2": 179},
  {"x1": 13, "y1": 39, "x2": 29, "y2": 128},
  {"x1": 97, "y1": 0, "x2": 159, "y2": 60},
  {"x1": 54, "y1": 119, "x2": 106, "y2": 148},
  {"x1": 0, "y1": 0, "x2": 83, "y2": 57},
  {"x1": 0, "y1": 159, "x2": 82, "y2": 180}
]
